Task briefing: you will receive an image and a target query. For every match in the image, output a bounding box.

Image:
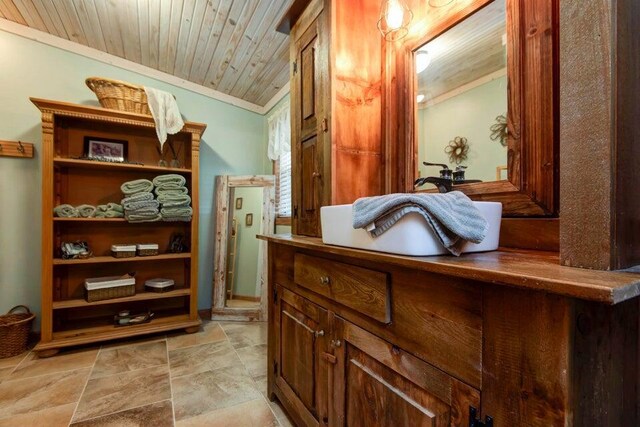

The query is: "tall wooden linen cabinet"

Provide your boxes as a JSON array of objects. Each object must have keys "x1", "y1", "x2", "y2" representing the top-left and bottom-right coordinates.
[
  {"x1": 290, "y1": 0, "x2": 385, "y2": 236},
  {"x1": 33, "y1": 98, "x2": 205, "y2": 357}
]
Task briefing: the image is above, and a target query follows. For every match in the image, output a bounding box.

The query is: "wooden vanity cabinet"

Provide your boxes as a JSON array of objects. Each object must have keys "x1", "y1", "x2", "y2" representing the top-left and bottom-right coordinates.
[{"x1": 265, "y1": 235, "x2": 640, "y2": 426}]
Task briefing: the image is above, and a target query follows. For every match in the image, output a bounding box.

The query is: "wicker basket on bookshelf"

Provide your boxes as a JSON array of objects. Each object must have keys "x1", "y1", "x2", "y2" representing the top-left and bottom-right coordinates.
[{"x1": 85, "y1": 77, "x2": 151, "y2": 115}]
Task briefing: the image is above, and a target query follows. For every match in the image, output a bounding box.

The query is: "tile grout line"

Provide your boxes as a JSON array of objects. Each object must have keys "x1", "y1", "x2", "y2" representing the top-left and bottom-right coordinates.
[
  {"x1": 69, "y1": 344, "x2": 102, "y2": 426},
  {"x1": 67, "y1": 398, "x2": 174, "y2": 425},
  {"x1": 166, "y1": 336, "x2": 178, "y2": 427},
  {"x1": 220, "y1": 323, "x2": 286, "y2": 427}
]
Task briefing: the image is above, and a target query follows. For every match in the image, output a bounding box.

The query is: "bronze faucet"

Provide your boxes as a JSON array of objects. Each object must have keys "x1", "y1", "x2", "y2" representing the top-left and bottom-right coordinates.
[{"x1": 414, "y1": 162, "x2": 482, "y2": 193}]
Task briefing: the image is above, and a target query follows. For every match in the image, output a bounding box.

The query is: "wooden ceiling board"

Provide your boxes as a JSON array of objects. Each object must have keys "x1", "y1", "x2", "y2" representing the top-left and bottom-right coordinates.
[{"x1": 0, "y1": 0, "x2": 293, "y2": 108}]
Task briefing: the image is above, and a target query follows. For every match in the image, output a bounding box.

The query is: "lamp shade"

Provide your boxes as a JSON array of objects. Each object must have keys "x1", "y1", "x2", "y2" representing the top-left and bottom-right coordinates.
[{"x1": 378, "y1": 0, "x2": 413, "y2": 41}]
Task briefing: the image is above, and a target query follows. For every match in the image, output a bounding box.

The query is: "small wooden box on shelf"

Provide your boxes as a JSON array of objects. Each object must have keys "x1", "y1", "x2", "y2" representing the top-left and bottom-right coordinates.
[{"x1": 32, "y1": 98, "x2": 206, "y2": 357}]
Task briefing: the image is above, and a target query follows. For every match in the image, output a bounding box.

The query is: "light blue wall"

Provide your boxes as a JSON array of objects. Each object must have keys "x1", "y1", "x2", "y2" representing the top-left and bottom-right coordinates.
[
  {"x1": 0, "y1": 30, "x2": 269, "y2": 325},
  {"x1": 418, "y1": 76, "x2": 508, "y2": 183}
]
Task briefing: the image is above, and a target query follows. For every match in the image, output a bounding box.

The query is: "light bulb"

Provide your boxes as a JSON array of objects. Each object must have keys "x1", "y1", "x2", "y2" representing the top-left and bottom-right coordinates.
[
  {"x1": 386, "y1": 1, "x2": 404, "y2": 30},
  {"x1": 416, "y1": 94, "x2": 425, "y2": 103},
  {"x1": 416, "y1": 51, "x2": 431, "y2": 73}
]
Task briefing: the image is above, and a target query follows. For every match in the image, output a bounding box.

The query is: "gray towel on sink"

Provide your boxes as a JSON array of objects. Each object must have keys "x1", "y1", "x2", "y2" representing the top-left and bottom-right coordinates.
[{"x1": 352, "y1": 191, "x2": 489, "y2": 256}]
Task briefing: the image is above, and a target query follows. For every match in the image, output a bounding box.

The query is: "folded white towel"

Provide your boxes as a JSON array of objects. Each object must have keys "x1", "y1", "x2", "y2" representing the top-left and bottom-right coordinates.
[{"x1": 144, "y1": 87, "x2": 184, "y2": 151}]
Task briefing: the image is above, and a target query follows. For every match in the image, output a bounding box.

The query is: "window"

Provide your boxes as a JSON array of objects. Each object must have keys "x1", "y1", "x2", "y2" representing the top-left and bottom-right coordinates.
[{"x1": 267, "y1": 102, "x2": 291, "y2": 224}]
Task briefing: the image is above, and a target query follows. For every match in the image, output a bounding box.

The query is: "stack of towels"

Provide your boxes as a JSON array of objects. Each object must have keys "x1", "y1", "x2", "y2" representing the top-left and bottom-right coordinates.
[
  {"x1": 153, "y1": 175, "x2": 192, "y2": 222},
  {"x1": 54, "y1": 203, "x2": 123, "y2": 218},
  {"x1": 121, "y1": 179, "x2": 161, "y2": 223}
]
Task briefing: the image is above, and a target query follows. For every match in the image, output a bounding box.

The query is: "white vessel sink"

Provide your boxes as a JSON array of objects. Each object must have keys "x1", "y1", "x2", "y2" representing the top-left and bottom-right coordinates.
[{"x1": 320, "y1": 202, "x2": 502, "y2": 256}]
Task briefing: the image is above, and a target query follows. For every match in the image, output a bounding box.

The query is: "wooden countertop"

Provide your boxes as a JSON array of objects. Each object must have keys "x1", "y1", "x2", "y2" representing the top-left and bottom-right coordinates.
[{"x1": 259, "y1": 234, "x2": 640, "y2": 305}]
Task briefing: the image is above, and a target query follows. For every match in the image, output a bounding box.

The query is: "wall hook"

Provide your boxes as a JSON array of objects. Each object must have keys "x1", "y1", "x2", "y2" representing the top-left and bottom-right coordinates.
[
  {"x1": 0, "y1": 140, "x2": 34, "y2": 158},
  {"x1": 17, "y1": 141, "x2": 25, "y2": 153}
]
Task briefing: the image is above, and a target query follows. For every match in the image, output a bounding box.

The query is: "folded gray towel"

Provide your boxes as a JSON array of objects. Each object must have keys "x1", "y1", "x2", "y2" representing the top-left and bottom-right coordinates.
[
  {"x1": 161, "y1": 206, "x2": 192, "y2": 217},
  {"x1": 96, "y1": 210, "x2": 125, "y2": 218},
  {"x1": 97, "y1": 203, "x2": 123, "y2": 213},
  {"x1": 157, "y1": 194, "x2": 191, "y2": 208},
  {"x1": 125, "y1": 213, "x2": 162, "y2": 223},
  {"x1": 77, "y1": 204, "x2": 97, "y2": 218},
  {"x1": 121, "y1": 192, "x2": 154, "y2": 206},
  {"x1": 123, "y1": 199, "x2": 160, "y2": 211},
  {"x1": 352, "y1": 191, "x2": 488, "y2": 256},
  {"x1": 155, "y1": 184, "x2": 188, "y2": 197},
  {"x1": 121, "y1": 179, "x2": 154, "y2": 196},
  {"x1": 53, "y1": 204, "x2": 79, "y2": 218},
  {"x1": 153, "y1": 174, "x2": 186, "y2": 187}
]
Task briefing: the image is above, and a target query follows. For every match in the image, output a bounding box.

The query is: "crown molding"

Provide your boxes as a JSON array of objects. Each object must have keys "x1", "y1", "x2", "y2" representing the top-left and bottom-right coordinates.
[{"x1": 0, "y1": 18, "x2": 282, "y2": 115}]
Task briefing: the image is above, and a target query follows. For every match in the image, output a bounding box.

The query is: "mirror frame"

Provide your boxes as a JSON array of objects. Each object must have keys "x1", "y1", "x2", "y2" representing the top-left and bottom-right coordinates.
[
  {"x1": 385, "y1": 0, "x2": 558, "y2": 217},
  {"x1": 211, "y1": 175, "x2": 275, "y2": 321}
]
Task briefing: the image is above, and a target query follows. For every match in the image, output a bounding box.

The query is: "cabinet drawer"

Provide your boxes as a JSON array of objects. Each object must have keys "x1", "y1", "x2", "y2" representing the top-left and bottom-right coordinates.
[{"x1": 294, "y1": 253, "x2": 391, "y2": 323}]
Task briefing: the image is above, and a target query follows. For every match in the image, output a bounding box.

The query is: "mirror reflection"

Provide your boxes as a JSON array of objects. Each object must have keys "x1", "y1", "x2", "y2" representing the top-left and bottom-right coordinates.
[
  {"x1": 416, "y1": 0, "x2": 508, "y2": 186},
  {"x1": 224, "y1": 187, "x2": 264, "y2": 310}
]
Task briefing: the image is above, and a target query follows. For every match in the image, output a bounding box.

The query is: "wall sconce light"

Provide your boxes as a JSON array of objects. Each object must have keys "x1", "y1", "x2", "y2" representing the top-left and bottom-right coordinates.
[
  {"x1": 415, "y1": 50, "x2": 431, "y2": 73},
  {"x1": 416, "y1": 94, "x2": 425, "y2": 103},
  {"x1": 378, "y1": 0, "x2": 413, "y2": 41}
]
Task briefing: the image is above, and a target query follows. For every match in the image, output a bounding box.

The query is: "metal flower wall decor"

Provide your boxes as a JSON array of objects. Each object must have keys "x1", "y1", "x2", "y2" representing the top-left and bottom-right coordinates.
[
  {"x1": 445, "y1": 136, "x2": 469, "y2": 165},
  {"x1": 490, "y1": 114, "x2": 508, "y2": 147}
]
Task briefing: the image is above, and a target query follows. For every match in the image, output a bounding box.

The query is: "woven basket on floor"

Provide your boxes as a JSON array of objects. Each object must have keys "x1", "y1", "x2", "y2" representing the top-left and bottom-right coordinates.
[
  {"x1": 0, "y1": 305, "x2": 35, "y2": 358},
  {"x1": 86, "y1": 77, "x2": 151, "y2": 115}
]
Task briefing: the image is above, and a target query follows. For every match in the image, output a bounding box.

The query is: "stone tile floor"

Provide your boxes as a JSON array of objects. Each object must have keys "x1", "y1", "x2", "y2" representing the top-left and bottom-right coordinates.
[{"x1": 0, "y1": 321, "x2": 294, "y2": 427}]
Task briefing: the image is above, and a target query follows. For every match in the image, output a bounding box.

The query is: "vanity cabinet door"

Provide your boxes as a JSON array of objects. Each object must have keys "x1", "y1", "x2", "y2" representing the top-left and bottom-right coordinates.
[
  {"x1": 275, "y1": 286, "x2": 329, "y2": 427},
  {"x1": 291, "y1": 12, "x2": 326, "y2": 237},
  {"x1": 329, "y1": 315, "x2": 480, "y2": 427}
]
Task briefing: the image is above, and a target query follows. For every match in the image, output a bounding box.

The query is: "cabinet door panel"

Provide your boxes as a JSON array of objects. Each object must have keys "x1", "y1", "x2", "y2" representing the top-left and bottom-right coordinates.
[
  {"x1": 330, "y1": 315, "x2": 480, "y2": 427},
  {"x1": 275, "y1": 287, "x2": 328, "y2": 426},
  {"x1": 281, "y1": 304, "x2": 316, "y2": 409},
  {"x1": 292, "y1": 11, "x2": 325, "y2": 237}
]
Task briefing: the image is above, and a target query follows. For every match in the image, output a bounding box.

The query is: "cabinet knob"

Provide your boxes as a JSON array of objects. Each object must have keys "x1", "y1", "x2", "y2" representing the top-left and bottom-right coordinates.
[
  {"x1": 319, "y1": 276, "x2": 331, "y2": 285},
  {"x1": 315, "y1": 329, "x2": 325, "y2": 338},
  {"x1": 331, "y1": 339, "x2": 342, "y2": 348},
  {"x1": 312, "y1": 171, "x2": 322, "y2": 179}
]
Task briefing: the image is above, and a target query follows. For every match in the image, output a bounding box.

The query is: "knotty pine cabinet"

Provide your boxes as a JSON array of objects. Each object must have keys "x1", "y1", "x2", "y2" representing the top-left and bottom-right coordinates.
[{"x1": 288, "y1": 0, "x2": 385, "y2": 237}]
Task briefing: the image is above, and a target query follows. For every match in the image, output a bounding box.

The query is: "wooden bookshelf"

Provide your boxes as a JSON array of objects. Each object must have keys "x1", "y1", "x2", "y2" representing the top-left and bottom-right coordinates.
[
  {"x1": 32, "y1": 98, "x2": 206, "y2": 357},
  {"x1": 53, "y1": 253, "x2": 191, "y2": 265}
]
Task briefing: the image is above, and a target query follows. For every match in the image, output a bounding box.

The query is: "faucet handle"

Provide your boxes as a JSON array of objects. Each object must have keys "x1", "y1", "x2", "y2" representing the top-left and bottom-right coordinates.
[{"x1": 423, "y1": 161, "x2": 449, "y2": 170}]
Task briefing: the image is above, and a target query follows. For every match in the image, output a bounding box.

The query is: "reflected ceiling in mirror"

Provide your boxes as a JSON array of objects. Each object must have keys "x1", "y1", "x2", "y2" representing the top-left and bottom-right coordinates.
[{"x1": 415, "y1": 0, "x2": 508, "y2": 186}]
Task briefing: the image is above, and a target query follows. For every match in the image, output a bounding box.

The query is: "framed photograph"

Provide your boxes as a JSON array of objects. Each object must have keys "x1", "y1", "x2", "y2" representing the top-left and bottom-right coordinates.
[
  {"x1": 84, "y1": 136, "x2": 128, "y2": 162},
  {"x1": 235, "y1": 198, "x2": 243, "y2": 210},
  {"x1": 245, "y1": 213, "x2": 253, "y2": 227}
]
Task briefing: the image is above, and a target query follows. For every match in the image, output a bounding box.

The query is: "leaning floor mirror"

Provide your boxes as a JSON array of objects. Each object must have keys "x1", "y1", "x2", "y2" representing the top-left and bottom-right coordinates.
[{"x1": 212, "y1": 175, "x2": 275, "y2": 321}]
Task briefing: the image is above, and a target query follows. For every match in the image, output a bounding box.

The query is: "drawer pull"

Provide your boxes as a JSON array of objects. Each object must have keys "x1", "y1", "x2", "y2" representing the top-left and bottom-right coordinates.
[
  {"x1": 331, "y1": 339, "x2": 342, "y2": 348},
  {"x1": 315, "y1": 329, "x2": 325, "y2": 338},
  {"x1": 319, "y1": 276, "x2": 331, "y2": 286}
]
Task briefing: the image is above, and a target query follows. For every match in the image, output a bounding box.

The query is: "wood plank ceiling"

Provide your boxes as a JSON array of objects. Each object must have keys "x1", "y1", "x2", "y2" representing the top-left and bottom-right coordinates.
[{"x1": 0, "y1": 0, "x2": 292, "y2": 108}]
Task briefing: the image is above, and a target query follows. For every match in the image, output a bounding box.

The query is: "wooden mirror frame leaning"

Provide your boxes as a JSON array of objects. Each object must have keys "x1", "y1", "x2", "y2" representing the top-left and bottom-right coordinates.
[
  {"x1": 211, "y1": 175, "x2": 276, "y2": 321},
  {"x1": 384, "y1": 0, "x2": 559, "y2": 219}
]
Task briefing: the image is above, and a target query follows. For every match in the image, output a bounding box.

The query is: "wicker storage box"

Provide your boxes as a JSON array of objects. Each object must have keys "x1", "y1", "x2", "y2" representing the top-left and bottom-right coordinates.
[
  {"x1": 85, "y1": 276, "x2": 136, "y2": 302},
  {"x1": 137, "y1": 243, "x2": 159, "y2": 257},
  {"x1": 0, "y1": 306, "x2": 35, "y2": 358},
  {"x1": 145, "y1": 278, "x2": 175, "y2": 293},
  {"x1": 111, "y1": 244, "x2": 137, "y2": 258},
  {"x1": 86, "y1": 77, "x2": 151, "y2": 115}
]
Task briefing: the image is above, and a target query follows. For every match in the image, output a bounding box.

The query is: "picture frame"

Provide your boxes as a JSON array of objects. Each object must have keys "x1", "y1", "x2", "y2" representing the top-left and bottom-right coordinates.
[
  {"x1": 235, "y1": 198, "x2": 243, "y2": 210},
  {"x1": 84, "y1": 136, "x2": 128, "y2": 162},
  {"x1": 245, "y1": 213, "x2": 253, "y2": 227}
]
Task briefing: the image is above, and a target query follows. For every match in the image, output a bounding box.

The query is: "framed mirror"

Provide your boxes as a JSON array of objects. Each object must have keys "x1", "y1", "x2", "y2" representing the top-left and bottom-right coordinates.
[
  {"x1": 385, "y1": 0, "x2": 558, "y2": 217},
  {"x1": 415, "y1": 0, "x2": 507, "y2": 184},
  {"x1": 212, "y1": 175, "x2": 275, "y2": 321}
]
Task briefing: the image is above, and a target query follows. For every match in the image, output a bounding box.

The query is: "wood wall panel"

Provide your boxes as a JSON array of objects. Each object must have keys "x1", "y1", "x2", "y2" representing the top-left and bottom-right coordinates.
[{"x1": 559, "y1": 0, "x2": 640, "y2": 269}]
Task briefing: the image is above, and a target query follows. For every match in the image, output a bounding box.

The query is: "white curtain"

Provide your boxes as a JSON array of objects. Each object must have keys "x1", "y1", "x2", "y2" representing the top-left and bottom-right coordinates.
[{"x1": 267, "y1": 102, "x2": 291, "y2": 161}]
